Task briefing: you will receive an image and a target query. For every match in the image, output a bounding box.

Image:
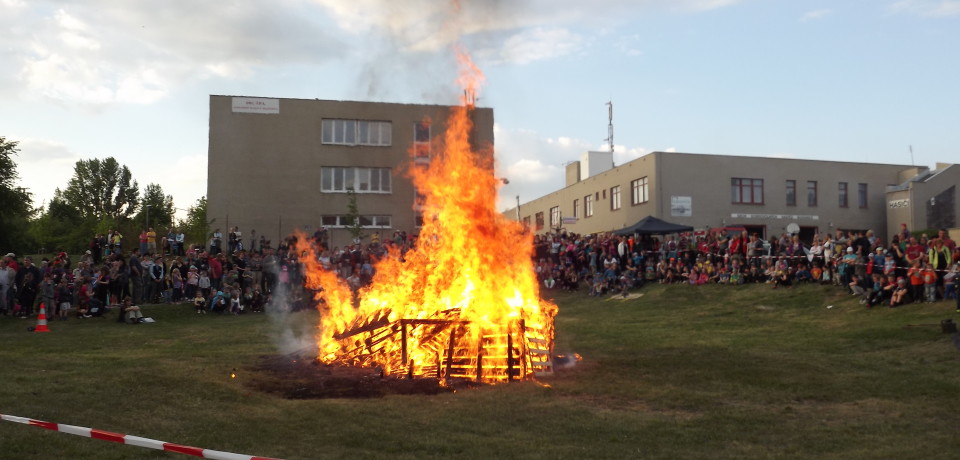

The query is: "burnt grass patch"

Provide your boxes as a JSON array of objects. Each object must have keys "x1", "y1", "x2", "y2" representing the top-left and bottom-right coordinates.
[{"x1": 246, "y1": 352, "x2": 471, "y2": 398}]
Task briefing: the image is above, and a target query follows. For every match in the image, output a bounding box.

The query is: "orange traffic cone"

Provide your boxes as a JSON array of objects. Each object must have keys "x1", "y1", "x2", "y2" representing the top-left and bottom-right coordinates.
[{"x1": 35, "y1": 303, "x2": 51, "y2": 333}]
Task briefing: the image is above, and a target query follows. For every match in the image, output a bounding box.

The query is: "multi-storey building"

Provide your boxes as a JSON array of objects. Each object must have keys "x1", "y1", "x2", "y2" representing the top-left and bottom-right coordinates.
[
  {"x1": 207, "y1": 96, "x2": 494, "y2": 249},
  {"x1": 508, "y1": 151, "x2": 958, "y2": 243}
]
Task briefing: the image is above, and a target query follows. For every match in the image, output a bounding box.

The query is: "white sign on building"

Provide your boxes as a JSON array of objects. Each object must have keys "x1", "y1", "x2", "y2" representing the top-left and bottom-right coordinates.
[
  {"x1": 671, "y1": 196, "x2": 692, "y2": 217},
  {"x1": 232, "y1": 97, "x2": 280, "y2": 114}
]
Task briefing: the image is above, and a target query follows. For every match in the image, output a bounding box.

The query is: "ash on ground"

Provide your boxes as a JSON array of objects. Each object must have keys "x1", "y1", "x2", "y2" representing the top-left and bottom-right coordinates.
[{"x1": 246, "y1": 351, "x2": 468, "y2": 399}]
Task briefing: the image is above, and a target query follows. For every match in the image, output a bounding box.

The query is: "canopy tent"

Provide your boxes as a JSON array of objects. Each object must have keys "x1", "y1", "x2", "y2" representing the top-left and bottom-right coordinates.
[{"x1": 612, "y1": 216, "x2": 694, "y2": 236}]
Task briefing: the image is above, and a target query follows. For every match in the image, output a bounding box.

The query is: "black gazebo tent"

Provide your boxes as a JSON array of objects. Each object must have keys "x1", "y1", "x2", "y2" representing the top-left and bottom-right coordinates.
[{"x1": 612, "y1": 216, "x2": 694, "y2": 236}]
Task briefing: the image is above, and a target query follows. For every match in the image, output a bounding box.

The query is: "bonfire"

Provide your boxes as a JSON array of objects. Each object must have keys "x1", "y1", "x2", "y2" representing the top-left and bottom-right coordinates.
[{"x1": 296, "y1": 50, "x2": 557, "y2": 384}]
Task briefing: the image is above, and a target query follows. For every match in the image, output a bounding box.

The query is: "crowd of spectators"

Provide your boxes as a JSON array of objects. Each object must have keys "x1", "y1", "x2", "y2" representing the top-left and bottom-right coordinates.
[
  {"x1": 531, "y1": 225, "x2": 959, "y2": 309},
  {"x1": 3, "y1": 223, "x2": 957, "y2": 324},
  {"x1": 0, "y1": 226, "x2": 325, "y2": 323}
]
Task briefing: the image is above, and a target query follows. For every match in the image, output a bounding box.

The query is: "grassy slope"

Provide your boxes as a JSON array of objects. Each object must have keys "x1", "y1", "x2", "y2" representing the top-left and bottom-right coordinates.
[{"x1": 1, "y1": 284, "x2": 959, "y2": 459}]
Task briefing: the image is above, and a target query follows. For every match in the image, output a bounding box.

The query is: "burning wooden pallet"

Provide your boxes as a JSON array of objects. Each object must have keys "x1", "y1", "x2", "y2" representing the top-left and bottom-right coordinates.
[{"x1": 331, "y1": 314, "x2": 554, "y2": 383}]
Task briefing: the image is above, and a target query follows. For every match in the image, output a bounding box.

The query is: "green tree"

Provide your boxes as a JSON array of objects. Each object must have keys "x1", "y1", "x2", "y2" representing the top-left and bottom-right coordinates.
[
  {"x1": 60, "y1": 157, "x2": 140, "y2": 224},
  {"x1": 345, "y1": 188, "x2": 365, "y2": 242},
  {"x1": 0, "y1": 136, "x2": 36, "y2": 253},
  {"x1": 134, "y1": 183, "x2": 175, "y2": 231},
  {"x1": 178, "y1": 196, "x2": 212, "y2": 250},
  {"x1": 30, "y1": 194, "x2": 90, "y2": 253}
]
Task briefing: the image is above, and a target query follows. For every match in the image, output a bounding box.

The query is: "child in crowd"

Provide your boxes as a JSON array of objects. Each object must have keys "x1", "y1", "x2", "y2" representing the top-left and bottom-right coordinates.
[
  {"x1": 198, "y1": 270, "x2": 211, "y2": 299},
  {"x1": 40, "y1": 272, "x2": 55, "y2": 318},
  {"x1": 57, "y1": 277, "x2": 73, "y2": 321},
  {"x1": 171, "y1": 269, "x2": 183, "y2": 302},
  {"x1": 729, "y1": 267, "x2": 743, "y2": 285},
  {"x1": 193, "y1": 291, "x2": 206, "y2": 314},
  {"x1": 923, "y1": 263, "x2": 938, "y2": 302},
  {"x1": 162, "y1": 275, "x2": 173, "y2": 303},
  {"x1": 908, "y1": 260, "x2": 924, "y2": 303},
  {"x1": 811, "y1": 263, "x2": 823, "y2": 283},
  {"x1": 251, "y1": 289, "x2": 265, "y2": 313},
  {"x1": 944, "y1": 263, "x2": 957, "y2": 300},
  {"x1": 890, "y1": 278, "x2": 911, "y2": 307}
]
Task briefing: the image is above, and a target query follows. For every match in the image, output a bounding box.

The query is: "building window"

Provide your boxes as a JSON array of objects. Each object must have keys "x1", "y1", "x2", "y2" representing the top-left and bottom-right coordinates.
[
  {"x1": 838, "y1": 182, "x2": 848, "y2": 208},
  {"x1": 413, "y1": 120, "x2": 430, "y2": 160},
  {"x1": 549, "y1": 206, "x2": 560, "y2": 228},
  {"x1": 807, "y1": 180, "x2": 818, "y2": 207},
  {"x1": 585, "y1": 195, "x2": 594, "y2": 217},
  {"x1": 631, "y1": 177, "x2": 649, "y2": 205},
  {"x1": 858, "y1": 183, "x2": 868, "y2": 208},
  {"x1": 320, "y1": 215, "x2": 392, "y2": 228},
  {"x1": 522, "y1": 216, "x2": 531, "y2": 228},
  {"x1": 573, "y1": 199, "x2": 580, "y2": 218},
  {"x1": 732, "y1": 178, "x2": 764, "y2": 204},
  {"x1": 535, "y1": 212, "x2": 545, "y2": 231},
  {"x1": 786, "y1": 180, "x2": 796, "y2": 206},
  {"x1": 321, "y1": 167, "x2": 392, "y2": 193},
  {"x1": 321, "y1": 119, "x2": 392, "y2": 146},
  {"x1": 610, "y1": 186, "x2": 621, "y2": 210}
]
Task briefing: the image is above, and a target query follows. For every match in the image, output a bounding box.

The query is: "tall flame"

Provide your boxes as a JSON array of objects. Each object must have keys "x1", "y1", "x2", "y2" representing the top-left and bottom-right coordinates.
[{"x1": 298, "y1": 50, "x2": 557, "y2": 383}]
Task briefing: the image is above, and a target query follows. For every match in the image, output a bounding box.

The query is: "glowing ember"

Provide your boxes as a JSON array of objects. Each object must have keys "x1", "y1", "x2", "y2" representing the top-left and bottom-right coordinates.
[{"x1": 296, "y1": 49, "x2": 557, "y2": 383}]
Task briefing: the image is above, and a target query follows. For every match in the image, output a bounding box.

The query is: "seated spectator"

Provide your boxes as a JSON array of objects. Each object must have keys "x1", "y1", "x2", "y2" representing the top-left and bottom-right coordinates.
[
  {"x1": 193, "y1": 292, "x2": 207, "y2": 314},
  {"x1": 209, "y1": 290, "x2": 227, "y2": 313},
  {"x1": 890, "y1": 278, "x2": 911, "y2": 307},
  {"x1": 118, "y1": 296, "x2": 144, "y2": 324}
]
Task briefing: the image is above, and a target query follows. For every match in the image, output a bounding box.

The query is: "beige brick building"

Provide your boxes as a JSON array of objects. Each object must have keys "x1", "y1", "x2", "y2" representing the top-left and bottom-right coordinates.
[
  {"x1": 507, "y1": 151, "x2": 957, "y2": 243},
  {"x1": 207, "y1": 96, "x2": 494, "y2": 249}
]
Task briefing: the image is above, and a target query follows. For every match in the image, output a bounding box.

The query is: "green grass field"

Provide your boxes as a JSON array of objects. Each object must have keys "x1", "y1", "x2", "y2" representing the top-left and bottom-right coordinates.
[{"x1": 2, "y1": 283, "x2": 959, "y2": 459}]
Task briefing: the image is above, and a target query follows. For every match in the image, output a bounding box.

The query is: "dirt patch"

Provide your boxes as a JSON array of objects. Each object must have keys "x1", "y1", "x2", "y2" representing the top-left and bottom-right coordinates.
[{"x1": 245, "y1": 352, "x2": 470, "y2": 399}]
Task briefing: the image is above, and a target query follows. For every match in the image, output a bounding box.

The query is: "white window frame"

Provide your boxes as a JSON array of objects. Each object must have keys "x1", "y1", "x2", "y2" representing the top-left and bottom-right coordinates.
[
  {"x1": 321, "y1": 167, "x2": 392, "y2": 193},
  {"x1": 320, "y1": 215, "x2": 392, "y2": 228},
  {"x1": 631, "y1": 177, "x2": 649, "y2": 205},
  {"x1": 611, "y1": 185, "x2": 621, "y2": 210},
  {"x1": 322, "y1": 119, "x2": 392, "y2": 146},
  {"x1": 585, "y1": 195, "x2": 594, "y2": 217}
]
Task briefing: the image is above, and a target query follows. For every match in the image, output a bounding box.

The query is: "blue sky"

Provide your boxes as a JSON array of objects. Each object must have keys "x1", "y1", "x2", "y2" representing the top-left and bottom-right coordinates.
[{"x1": 2, "y1": 0, "x2": 958, "y2": 218}]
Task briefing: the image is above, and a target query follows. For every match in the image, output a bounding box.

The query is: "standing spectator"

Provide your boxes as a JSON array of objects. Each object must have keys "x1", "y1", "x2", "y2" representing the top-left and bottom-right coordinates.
[
  {"x1": 208, "y1": 253, "x2": 223, "y2": 292},
  {"x1": 929, "y1": 238, "x2": 952, "y2": 299},
  {"x1": 0, "y1": 259, "x2": 12, "y2": 315},
  {"x1": 211, "y1": 228, "x2": 223, "y2": 255},
  {"x1": 147, "y1": 257, "x2": 164, "y2": 303},
  {"x1": 175, "y1": 230, "x2": 186, "y2": 256},
  {"x1": 112, "y1": 230, "x2": 123, "y2": 254},
  {"x1": 15, "y1": 256, "x2": 41, "y2": 317},
  {"x1": 166, "y1": 229, "x2": 176, "y2": 255},
  {"x1": 228, "y1": 227, "x2": 239, "y2": 253},
  {"x1": 939, "y1": 229, "x2": 956, "y2": 252},
  {"x1": 57, "y1": 276, "x2": 73, "y2": 321},
  {"x1": 923, "y1": 263, "x2": 938, "y2": 302},
  {"x1": 129, "y1": 248, "x2": 143, "y2": 303},
  {"x1": 139, "y1": 229, "x2": 148, "y2": 255},
  {"x1": 146, "y1": 227, "x2": 157, "y2": 254},
  {"x1": 39, "y1": 272, "x2": 55, "y2": 318}
]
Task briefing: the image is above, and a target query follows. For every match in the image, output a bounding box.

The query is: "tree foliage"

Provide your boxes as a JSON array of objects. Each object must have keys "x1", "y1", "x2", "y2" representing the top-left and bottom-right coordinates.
[
  {"x1": 178, "y1": 196, "x2": 211, "y2": 249},
  {"x1": 0, "y1": 136, "x2": 36, "y2": 253},
  {"x1": 345, "y1": 188, "x2": 365, "y2": 242},
  {"x1": 60, "y1": 157, "x2": 140, "y2": 223},
  {"x1": 134, "y1": 183, "x2": 175, "y2": 231}
]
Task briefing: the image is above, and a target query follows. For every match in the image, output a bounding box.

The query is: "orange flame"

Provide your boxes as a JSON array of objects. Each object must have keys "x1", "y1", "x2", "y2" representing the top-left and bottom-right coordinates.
[{"x1": 297, "y1": 49, "x2": 557, "y2": 383}]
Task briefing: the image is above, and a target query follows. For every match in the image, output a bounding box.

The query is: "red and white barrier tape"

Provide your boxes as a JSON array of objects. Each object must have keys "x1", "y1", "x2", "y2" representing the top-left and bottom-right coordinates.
[{"x1": 0, "y1": 413, "x2": 281, "y2": 460}]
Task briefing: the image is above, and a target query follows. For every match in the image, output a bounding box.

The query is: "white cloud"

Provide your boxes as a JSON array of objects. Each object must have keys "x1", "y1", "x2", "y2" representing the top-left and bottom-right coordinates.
[
  {"x1": 889, "y1": 0, "x2": 960, "y2": 16},
  {"x1": 800, "y1": 8, "x2": 833, "y2": 22},
  {"x1": 4, "y1": 1, "x2": 345, "y2": 107},
  {"x1": 494, "y1": 27, "x2": 584, "y2": 65},
  {"x1": 492, "y1": 123, "x2": 658, "y2": 209}
]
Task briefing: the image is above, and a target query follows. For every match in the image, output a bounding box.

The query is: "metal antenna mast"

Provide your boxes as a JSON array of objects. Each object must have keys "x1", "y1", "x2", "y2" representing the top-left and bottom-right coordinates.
[
  {"x1": 909, "y1": 145, "x2": 915, "y2": 166},
  {"x1": 604, "y1": 101, "x2": 614, "y2": 166}
]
